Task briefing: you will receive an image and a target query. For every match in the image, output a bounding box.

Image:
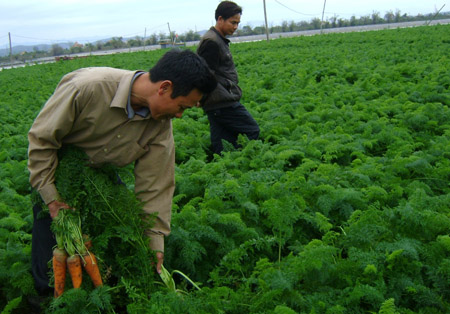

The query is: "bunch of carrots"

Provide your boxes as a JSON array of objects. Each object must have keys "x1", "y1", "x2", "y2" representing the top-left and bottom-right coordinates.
[{"x1": 51, "y1": 209, "x2": 103, "y2": 298}]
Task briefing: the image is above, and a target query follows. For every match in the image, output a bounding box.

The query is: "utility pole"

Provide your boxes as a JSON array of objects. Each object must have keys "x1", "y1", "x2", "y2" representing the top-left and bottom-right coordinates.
[
  {"x1": 167, "y1": 23, "x2": 174, "y2": 46},
  {"x1": 8, "y1": 32, "x2": 13, "y2": 67},
  {"x1": 144, "y1": 27, "x2": 147, "y2": 51},
  {"x1": 321, "y1": 0, "x2": 327, "y2": 34},
  {"x1": 426, "y1": 4, "x2": 445, "y2": 25},
  {"x1": 263, "y1": 0, "x2": 270, "y2": 42}
]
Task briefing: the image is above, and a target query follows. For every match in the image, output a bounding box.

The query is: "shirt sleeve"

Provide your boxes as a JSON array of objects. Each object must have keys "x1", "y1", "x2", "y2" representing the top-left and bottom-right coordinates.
[
  {"x1": 197, "y1": 39, "x2": 221, "y2": 72},
  {"x1": 27, "y1": 75, "x2": 80, "y2": 204},
  {"x1": 134, "y1": 120, "x2": 175, "y2": 253}
]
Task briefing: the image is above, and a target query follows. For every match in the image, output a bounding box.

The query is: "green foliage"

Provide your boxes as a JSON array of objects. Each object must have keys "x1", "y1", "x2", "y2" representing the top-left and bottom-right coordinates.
[
  {"x1": 378, "y1": 298, "x2": 399, "y2": 314},
  {"x1": 49, "y1": 286, "x2": 113, "y2": 313},
  {"x1": 1, "y1": 24, "x2": 450, "y2": 312},
  {"x1": 44, "y1": 146, "x2": 158, "y2": 310},
  {"x1": 1, "y1": 296, "x2": 22, "y2": 314}
]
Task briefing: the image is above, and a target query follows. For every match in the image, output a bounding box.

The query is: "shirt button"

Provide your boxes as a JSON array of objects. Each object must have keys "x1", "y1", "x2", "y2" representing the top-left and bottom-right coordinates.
[
  {"x1": 104, "y1": 148, "x2": 108, "y2": 152},
  {"x1": 117, "y1": 134, "x2": 121, "y2": 138}
]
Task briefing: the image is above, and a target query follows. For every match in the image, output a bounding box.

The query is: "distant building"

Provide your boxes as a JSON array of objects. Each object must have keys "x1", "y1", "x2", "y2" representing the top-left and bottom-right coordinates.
[
  {"x1": 159, "y1": 39, "x2": 185, "y2": 49},
  {"x1": 72, "y1": 42, "x2": 84, "y2": 48}
]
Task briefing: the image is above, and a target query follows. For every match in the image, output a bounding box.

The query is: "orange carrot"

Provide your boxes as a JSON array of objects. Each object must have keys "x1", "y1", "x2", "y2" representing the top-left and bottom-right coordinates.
[
  {"x1": 67, "y1": 254, "x2": 82, "y2": 288},
  {"x1": 83, "y1": 234, "x2": 92, "y2": 251},
  {"x1": 82, "y1": 252, "x2": 103, "y2": 287},
  {"x1": 53, "y1": 248, "x2": 67, "y2": 298}
]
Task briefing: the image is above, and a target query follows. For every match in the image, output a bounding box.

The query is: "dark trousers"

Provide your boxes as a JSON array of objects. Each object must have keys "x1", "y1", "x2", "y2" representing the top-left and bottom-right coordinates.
[
  {"x1": 206, "y1": 102, "x2": 260, "y2": 154},
  {"x1": 31, "y1": 203, "x2": 56, "y2": 295}
]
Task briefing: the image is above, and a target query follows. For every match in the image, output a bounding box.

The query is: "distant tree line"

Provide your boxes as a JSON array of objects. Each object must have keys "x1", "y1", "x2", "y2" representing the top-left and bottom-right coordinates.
[
  {"x1": 236, "y1": 10, "x2": 449, "y2": 35},
  {"x1": 1, "y1": 10, "x2": 449, "y2": 65}
]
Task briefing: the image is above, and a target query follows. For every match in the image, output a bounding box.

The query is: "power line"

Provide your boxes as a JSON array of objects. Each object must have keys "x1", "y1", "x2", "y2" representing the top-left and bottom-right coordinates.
[
  {"x1": 10, "y1": 34, "x2": 65, "y2": 43},
  {"x1": 13, "y1": 34, "x2": 52, "y2": 41},
  {"x1": 97, "y1": 23, "x2": 171, "y2": 40},
  {"x1": 145, "y1": 23, "x2": 169, "y2": 32},
  {"x1": 119, "y1": 24, "x2": 168, "y2": 38},
  {"x1": 273, "y1": 0, "x2": 362, "y2": 18},
  {"x1": 4, "y1": 23, "x2": 172, "y2": 47},
  {"x1": 274, "y1": 0, "x2": 317, "y2": 16}
]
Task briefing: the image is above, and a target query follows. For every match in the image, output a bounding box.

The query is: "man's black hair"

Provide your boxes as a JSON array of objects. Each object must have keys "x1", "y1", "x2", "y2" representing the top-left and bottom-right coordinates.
[
  {"x1": 149, "y1": 49, "x2": 217, "y2": 98},
  {"x1": 215, "y1": 1, "x2": 242, "y2": 21}
]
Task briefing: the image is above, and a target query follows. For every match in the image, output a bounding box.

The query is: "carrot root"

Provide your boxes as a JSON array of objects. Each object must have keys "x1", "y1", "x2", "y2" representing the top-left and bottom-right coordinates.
[
  {"x1": 82, "y1": 234, "x2": 92, "y2": 250},
  {"x1": 53, "y1": 248, "x2": 67, "y2": 298},
  {"x1": 82, "y1": 252, "x2": 103, "y2": 287},
  {"x1": 67, "y1": 254, "x2": 83, "y2": 288}
]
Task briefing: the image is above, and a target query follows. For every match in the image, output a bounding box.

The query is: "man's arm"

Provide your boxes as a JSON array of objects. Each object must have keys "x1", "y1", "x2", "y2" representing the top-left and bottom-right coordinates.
[
  {"x1": 28, "y1": 74, "x2": 80, "y2": 206},
  {"x1": 197, "y1": 40, "x2": 221, "y2": 72},
  {"x1": 133, "y1": 120, "x2": 175, "y2": 273}
]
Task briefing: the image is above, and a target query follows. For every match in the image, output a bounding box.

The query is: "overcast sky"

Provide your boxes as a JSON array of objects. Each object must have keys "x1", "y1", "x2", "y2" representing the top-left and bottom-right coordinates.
[{"x1": 0, "y1": 0, "x2": 447, "y2": 47}]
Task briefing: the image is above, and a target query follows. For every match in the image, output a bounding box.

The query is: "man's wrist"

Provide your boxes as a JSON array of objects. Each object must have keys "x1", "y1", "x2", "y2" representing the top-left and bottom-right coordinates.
[
  {"x1": 148, "y1": 233, "x2": 164, "y2": 253},
  {"x1": 39, "y1": 184, "x2": 60, "y2": 205}
]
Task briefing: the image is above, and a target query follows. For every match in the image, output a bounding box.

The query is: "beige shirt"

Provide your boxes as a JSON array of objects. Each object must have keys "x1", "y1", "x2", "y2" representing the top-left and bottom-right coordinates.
[{"x1": 27, "y1": 67, "x2": 175, "y2": 252}]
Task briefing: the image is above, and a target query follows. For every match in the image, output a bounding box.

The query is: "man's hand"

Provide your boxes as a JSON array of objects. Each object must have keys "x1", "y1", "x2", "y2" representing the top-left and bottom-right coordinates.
[
  {"x1": 47, "y1": 200, "x2": 72, "y2": 219},
  {"x1": 156, "y1": 251, "x2": 164, "y2": 274}
]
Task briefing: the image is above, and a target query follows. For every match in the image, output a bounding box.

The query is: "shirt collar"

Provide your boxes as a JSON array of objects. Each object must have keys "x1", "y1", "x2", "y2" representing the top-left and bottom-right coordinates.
[
  {"x1": 211, "y1": 26, "x2": 230, "y2": 45},
  {"x1": 127, "y1": 71, "x2": 150, "y2": 119}
]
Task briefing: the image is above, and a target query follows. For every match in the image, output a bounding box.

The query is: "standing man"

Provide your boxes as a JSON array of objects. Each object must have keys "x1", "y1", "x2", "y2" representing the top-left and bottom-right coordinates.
[
  {"x1": 28, "y1": 49, "x2": 216, "y2": 295},
  {"x1": 197, "y1": 1, "x2": 260, "y2": 155}
]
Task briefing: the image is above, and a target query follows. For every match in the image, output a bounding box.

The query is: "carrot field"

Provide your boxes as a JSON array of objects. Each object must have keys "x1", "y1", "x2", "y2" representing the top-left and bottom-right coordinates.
[{"x1": 1, "y1": 24, "x2": 449, "y2": 313}]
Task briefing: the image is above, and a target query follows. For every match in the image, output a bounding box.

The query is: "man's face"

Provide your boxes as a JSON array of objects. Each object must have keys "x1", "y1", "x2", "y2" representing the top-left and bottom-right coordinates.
[
  {"x1": 151, "y1": 85, "x2": 203, "y2": 120},
  {"x1": 217, "y1": 13, "x2": 241, "y2": 37}
]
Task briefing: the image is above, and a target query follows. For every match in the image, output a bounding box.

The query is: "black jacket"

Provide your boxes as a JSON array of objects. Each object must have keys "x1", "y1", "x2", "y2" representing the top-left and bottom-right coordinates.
[{"x1": 197, "y1": 27, "x2": 242, "y2": 112}]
